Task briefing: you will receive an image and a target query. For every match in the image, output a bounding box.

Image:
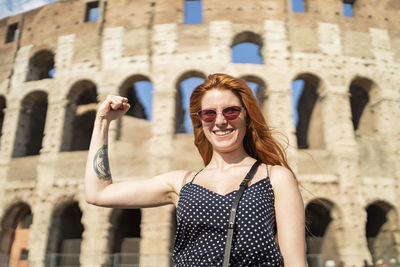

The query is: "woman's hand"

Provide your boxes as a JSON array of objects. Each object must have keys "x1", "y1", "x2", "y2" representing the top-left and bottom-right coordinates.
[{"x1": 96, "y1": 95, "x2": 130, "y2": 121}]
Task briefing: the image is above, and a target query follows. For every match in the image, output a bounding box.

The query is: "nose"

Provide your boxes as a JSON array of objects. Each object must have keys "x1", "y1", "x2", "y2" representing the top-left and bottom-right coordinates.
[{"x1": 214, "y1": 111, "x2": 227, "y2": 125}]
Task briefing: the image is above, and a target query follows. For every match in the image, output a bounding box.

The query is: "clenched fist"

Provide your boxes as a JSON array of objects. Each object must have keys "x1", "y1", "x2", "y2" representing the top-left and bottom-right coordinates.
[{"x1": 96, "y1": 95, "x2": 131, "y2": 121}]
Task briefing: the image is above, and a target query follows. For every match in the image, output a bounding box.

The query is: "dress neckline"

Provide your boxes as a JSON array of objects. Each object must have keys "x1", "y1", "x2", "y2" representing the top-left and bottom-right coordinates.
[{"x1": 182, "y1": 176, "x2": 270, "y2": 197}]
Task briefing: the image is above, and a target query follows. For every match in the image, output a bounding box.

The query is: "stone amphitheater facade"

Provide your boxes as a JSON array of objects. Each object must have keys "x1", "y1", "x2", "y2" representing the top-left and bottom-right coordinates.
[{"x1": 0, "y1": 0, "x2": 399, "y2": 266}]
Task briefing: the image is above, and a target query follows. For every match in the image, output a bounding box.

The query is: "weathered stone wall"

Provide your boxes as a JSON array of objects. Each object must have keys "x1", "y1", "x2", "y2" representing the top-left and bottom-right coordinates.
[{"x1": 0, "y1": 0, "x2": 399, "y2": 266}]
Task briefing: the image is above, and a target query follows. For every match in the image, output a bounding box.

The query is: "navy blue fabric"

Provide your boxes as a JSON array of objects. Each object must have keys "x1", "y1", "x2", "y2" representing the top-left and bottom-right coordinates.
[{"x1": 173, "y1": 168, "x2": 284, "y2": 266}]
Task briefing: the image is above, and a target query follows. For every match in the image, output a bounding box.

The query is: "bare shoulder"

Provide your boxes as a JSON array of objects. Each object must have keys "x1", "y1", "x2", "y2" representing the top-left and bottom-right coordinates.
[
  {"x1": 156, "y1": 169, "x2": 196, "y2": 191},
  {"x1": 156, "y1": 169, "x2": 197, "y2": 206},
  {"x1": 268, "y1": 165, "x2": 298, "y2": 193}
]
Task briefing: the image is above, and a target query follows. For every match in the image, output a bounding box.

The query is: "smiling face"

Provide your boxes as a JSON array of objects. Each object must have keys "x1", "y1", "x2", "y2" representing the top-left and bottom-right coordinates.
[{"x1": 200, "y1": 88, "x2": 247, "y2": 154}]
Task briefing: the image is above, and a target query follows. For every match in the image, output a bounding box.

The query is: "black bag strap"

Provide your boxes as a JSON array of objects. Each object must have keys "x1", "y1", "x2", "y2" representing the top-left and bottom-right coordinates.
[{"x1": 222, "y1": 160, "x2": 262, "y2": 267}]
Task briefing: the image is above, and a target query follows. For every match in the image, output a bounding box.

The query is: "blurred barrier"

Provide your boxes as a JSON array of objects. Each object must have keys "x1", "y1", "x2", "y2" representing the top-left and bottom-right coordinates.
[{"x1": 0, "y1": 253, "x2": 398, "y2": 266}]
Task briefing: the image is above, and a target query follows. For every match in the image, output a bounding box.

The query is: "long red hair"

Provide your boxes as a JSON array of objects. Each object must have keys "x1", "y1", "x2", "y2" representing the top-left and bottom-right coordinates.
[{"x1": 189, "y1": 73, "x2": 292, "y2": 171}]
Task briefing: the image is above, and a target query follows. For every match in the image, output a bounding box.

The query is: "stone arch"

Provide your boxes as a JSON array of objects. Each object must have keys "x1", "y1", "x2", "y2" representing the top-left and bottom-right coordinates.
[
  {"x1": 119, "y1": 74, "x2": 153, "y2": 120},
  {"x1": 231, "y1": 31, "x2": 263, "y2": 64},
  {"x1": 305, "y1": 198, "x2": 340, "y2": 266},
  {"x1": 239, "y1": 75, "x2": 267, "y2": 107},
  {"x1": 61, "y1": 80, "x2": 98, "y2": 151},
  {"x1": 365, "y1": 200, "x2": 399, "y2": 264},
  {"x1": 0, "y1": 202, "x2": 32, "y2": 266},
  {"x1": 292, "y1": 73, "x2": 325, "y2": 149},
  {"x1": 108, "y1": 209, "x2": 142, "y2": 266},
  {"x1": 174, "y1": 70, "x2": 206, "y2": 133},
  {"x1": 46, "y1": 201, "x2": 84, "y2": 267},
  {"x1": 0, "y1": 95, "x2": 6, "y2": 140},
  {"x1": 349, "y1": 76, "x2": 378, "y2": 136},
  {"x1": 12, "y1": 91, "x2": 48, "y2": 157},
  {"x1": 26, "y1": 49, "x2": 55, "y2": 81}
]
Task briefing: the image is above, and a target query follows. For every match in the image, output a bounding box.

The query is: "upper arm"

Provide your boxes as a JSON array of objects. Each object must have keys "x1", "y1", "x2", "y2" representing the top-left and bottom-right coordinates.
[
  {"x1": 89, "y1": 170, "x2": 191, "y2": 209},
  {"x1": 269, "y1": 166, "x2": 307, "y2": 266}
]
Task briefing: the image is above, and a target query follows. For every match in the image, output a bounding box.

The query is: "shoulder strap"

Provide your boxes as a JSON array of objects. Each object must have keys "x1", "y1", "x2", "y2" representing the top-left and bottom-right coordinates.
[
  {"x1": 190, "y1": 169, "x2": 203, "y2": 183},
  {"x1": 223, "y1": 160, "x2": 261, "y2": 267}
]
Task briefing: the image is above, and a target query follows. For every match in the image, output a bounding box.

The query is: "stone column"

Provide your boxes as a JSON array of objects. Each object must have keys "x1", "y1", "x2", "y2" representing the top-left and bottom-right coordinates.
[
  {"x1": 36, "y1": 97, "x2": 69, "y2": 193},
  {"x1": 263, "y1": 20, "x2": 290, "y2": 70},
  {"x1": 263, "y1": 20, "x2": 294, "y2": 155},
  {"x1": 9, "y1": 45, "x2": 32, "y2": 90},
  {"x1": 369, "y1": 28, "x2": 394, "y2": 70},
  {"x1": 323, "y1": 81, "x2": 371, "y2": 265},
  {"x1": 140, "y1": 206, "x2": 175, "y2": 267},
  {"x1": 80, "y1": 203, "x2": 112, "y2": 267},
  {"x1": 266, "y1": 75, "x2": 298, "y2": 169},
  {"x1": 209, "y1": 21, "x2": 232, "y2": 64},
  {"x1": 28, "y1": 200, "x2": 53, "y2": 267},
  {"x1": 102, "y1": 27, "x2": 123, "y2": 70},
  {"x1": 0, "y1": 101, "x2": 20, "y2": 165},
  {"x1": 336, "y1": 203, "x2": 371, "y2": 266},
  {"x1": 56, "y1": 34, "x2": 75, "y2": 74},
  {"x1": 139, "y1": 73, "x2": 176, "y2": 266},
  {"x1": 0, "y1": 101, "x2": 24, "y2": 192},
  {"x1": 372, "y1": 88, "x2": 400, "y2": 178},
  {"x1": 152, "y1": 23, "x2": 178, "y2": 64}
]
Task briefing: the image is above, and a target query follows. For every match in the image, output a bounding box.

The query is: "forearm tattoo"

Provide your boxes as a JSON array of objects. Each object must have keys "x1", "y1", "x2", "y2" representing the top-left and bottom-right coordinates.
[{"x1": 93, "y1": 145, "x2": 112, "y2": 180}]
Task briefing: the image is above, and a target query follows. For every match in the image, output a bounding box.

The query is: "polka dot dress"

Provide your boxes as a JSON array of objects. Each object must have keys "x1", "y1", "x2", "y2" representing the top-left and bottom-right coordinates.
[{"x1": 173, "y1": 166, "x2": 284, "y2": 266}]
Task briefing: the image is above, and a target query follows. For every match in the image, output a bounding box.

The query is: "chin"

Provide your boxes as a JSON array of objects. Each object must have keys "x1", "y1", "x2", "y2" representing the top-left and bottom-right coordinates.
[{"x1": 211, "y1": 135, "x2": 242, "y2": 153}]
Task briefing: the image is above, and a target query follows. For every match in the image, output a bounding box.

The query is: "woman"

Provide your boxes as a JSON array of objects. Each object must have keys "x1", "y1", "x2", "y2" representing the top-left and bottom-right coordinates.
[{"x1": 85, "y1": 73, "x2": 306, "y2": 266}]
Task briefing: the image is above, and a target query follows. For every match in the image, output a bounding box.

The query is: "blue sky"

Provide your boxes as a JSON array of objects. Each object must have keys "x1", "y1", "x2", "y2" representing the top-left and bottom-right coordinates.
[{"x1": 0, "y1": 0, "x2": 60, "y2": 19}]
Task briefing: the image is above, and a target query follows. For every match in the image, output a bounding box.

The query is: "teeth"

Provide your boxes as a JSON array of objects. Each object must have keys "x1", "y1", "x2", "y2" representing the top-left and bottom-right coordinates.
[{"x1": 214, "y1": 129, "x2": 233, "y2": 136}]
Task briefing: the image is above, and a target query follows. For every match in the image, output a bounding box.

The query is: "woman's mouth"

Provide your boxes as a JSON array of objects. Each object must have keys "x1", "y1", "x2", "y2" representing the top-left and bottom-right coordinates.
[{"x1": 213, "y1": 129, "x2": 234, "y2": 136}]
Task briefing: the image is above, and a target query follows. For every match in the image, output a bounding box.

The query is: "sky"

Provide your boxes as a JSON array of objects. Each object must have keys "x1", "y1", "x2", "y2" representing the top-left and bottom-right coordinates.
[
  {"x1": 0, "y1": 0, "x2": 60, "y2": 19},
  {"x1": 1, "y1": 0, "x2": 303, "y2": 132}
]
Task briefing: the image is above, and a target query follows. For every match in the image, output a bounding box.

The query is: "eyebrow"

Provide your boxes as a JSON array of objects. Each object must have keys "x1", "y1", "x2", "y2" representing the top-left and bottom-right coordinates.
[{"x1": 201, "y1": 105, "x2": 242, "y2": 109}]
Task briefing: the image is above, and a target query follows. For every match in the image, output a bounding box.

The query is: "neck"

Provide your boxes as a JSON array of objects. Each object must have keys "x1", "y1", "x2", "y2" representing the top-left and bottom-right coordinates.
[{"x1": 208, "y1": 146, "x2": 254, "y2": 170}]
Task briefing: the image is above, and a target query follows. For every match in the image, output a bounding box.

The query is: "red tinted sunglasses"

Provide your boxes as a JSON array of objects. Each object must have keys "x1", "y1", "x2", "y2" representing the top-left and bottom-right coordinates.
[{"x1": 197, "y1": 105, "x2": 243, "y2": 123}]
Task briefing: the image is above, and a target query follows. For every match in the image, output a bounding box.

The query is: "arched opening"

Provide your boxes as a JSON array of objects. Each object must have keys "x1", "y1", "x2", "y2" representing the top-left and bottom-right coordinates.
[
  {"x1": 292, "y1": 74, "x2": 325, "y2": 149},
  {"x1": 109, "y1": 209, "x2": 141, "y2": 266},
  {"x1": 46, "y1": 202, "x2": 83, "y2": 267},
  {"x1": 61, "y1": 80, "x2": 98, "y2": 151},
  {"x1": 366, "y1": 201, "x2": 398, "y2": 264},
  {"x1": 240, "y1": 75, "x2": 267, "y2": 106},
  {"x1": 349, "y1": 77, "x2": 375, "y2": 135},
  {"x1": 85, "y1": 1, "x2": 100, "y2": 22},
  {"x1": 0, "y1": 203, "x2": 32, "y2": 267},
  {"x1": 306, "y1": 199, "x2": 339, "y2": 266},
  {"x1": 175, "y1": 71, "x2": 206, "y2": 133},
  {"x1": 119, "y1": 75, "x2": 153, "y2": 120},
  {"x1": 184, "y1": 0, "x2": 203, "y2": 24},
  {"x1": 342, "y1": 0, "x2": 355, "y2": 17},
  {"x1": 26, "y1": 50, "x2": 55, "y2": 81},
  {"x1": 231, "y1": 31, "x2": 263, "y2": 64},
  {"x1": 13, "y1": 91, "x2": 48, "y2": 157},
  {"x1": 291, "y1": 0, "x2": 305, "y2": 12},
  {"x1": 0, "y1": 96, "x2": 6, "y2": 140}
]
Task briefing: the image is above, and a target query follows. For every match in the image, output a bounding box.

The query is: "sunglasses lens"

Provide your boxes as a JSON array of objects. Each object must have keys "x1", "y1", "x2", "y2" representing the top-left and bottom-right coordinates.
[
  {"x1": 199, "y1": 110, "x2": 216, "y2": 123},
  {"x1": 223, "y1": 106, "x2": 241, "y2": 120},
  {"x1": 198, "y1": 106, "x2": 242, "y2": 123}
]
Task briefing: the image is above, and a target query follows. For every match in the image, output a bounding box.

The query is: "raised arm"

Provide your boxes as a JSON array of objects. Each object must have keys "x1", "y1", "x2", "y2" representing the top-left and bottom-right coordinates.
[
  {"x1": 270, "y1": 166, "x2": 307, "y2": 267},
  {"x1": 85, "y1": 95, "x2": 186, "y2": 208}
]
